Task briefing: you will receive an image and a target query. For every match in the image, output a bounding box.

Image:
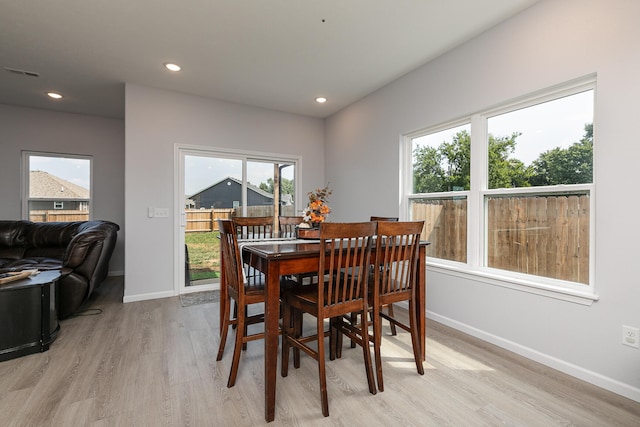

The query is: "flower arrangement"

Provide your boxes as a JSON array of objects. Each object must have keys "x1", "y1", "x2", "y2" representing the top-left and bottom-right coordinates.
[{"x1": 300, "y1": 184, "x2": 332, "y2": 228}]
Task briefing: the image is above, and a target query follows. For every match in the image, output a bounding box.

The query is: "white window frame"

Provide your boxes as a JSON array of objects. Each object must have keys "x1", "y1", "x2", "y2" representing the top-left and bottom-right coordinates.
[
  {"x1": 402, "y1": 76, "x2": 597, "y2": 305},
  {"x1": 22, "y1": 151, "x2": 93, "y2": 221}
]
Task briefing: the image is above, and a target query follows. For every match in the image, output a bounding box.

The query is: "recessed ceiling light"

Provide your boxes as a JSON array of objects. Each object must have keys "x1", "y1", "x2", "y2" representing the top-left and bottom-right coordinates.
[
  {"x1": 315, "y1": 97, "x2": 327, "y2": 104},
  {"x1": 47, "y1": 92, "x2": 63, "y2": 99},
  {"x1": 164, "y1": 62, "x2": 181, "y2": 72}
]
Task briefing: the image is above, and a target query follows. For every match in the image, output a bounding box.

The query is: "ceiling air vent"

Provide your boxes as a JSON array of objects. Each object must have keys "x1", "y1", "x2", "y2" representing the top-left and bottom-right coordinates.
[{"x1": 3, "y1": 67, "x2": 40, "y2": 77}]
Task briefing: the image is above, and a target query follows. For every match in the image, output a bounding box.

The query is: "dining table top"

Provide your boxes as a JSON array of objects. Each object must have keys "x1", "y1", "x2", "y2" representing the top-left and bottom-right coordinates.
[{"x1": 241, "y1": 237, "x2": 429, "y2": 256}]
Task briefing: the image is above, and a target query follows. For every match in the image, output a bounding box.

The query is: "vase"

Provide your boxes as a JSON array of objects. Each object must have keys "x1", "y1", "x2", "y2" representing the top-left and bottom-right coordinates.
[{"x1": 297, "y1": 224, "x2": 321, "y2": 239}]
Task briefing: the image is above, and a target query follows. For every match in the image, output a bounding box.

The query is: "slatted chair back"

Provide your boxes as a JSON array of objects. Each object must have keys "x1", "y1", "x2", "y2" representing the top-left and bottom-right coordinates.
[
  {"x1": 233, "y1": 216, "x2": 274, "y2": 239},
  {"x1": 279, "y1": 216, "x2": 304, "y2": 238},
  {"x1": 219, "y1": 219, "x2": 245, "y2": 303},
  {"x1": 319, "y1": 222, "x2": 376, "y2": 316},
  {"x1": 375, "y1": 221, "x2": 423, "y2": 302}
]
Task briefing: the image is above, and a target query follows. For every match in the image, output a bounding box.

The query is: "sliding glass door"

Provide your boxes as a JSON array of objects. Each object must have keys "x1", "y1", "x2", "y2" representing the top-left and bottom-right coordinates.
[{"x1": 176, "y1": 146, "x2": 299, "y2": 294}]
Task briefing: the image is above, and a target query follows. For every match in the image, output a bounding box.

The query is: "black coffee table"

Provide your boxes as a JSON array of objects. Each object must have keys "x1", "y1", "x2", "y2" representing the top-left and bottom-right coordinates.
[{"x1": 0, "y1": 270, "x2": 62, "y2": 362}]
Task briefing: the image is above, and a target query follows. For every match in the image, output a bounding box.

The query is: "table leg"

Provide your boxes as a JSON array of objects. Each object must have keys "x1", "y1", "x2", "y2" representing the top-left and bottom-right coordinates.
[
  {"x1": 264, "y1": 261, "x2": 280, "y2": 422},
  {"x1": 417, "y1": 244, "x2": 426, "y2": 361}
]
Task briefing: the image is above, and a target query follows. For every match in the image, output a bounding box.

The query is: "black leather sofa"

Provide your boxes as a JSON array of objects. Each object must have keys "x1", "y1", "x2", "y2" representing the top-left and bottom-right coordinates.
[{"x1": 0, "y1": 220, "x2": 119, "y2": 318}]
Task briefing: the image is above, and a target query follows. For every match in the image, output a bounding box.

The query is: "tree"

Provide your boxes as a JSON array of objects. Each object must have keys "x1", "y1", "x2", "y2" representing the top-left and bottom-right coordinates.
[
  {"x1": 488, "y1": 132, "x2": 532, "y2": 189},
  {"x1": 440, "y1": 130, "x2": 471, "y2": 191},
  {"x1": 413, "y1": 130, "x2": 470, "y2": 193},
  {"x1": 412, "y1": 144, "x2": 445, "y2": 193},
  {"x1": 530, "y1": 123, "x2": 593, "y2": 186},
  {"x1": 259, "y1": 177, "x2": 295, "y2": 196},
  {"x1": 413, "y1": 130, "x2": 531, "y2": 192}
]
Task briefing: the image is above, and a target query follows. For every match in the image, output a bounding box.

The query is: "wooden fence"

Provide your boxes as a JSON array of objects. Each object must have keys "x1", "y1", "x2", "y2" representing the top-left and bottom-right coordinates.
[
  {"x1": 185, "y1": 206, "x2": 297, "y2": 232},
  {"x1": 30, "y1": 210, "x2": 90, "y2": 222},
  {"x1": 185, "y1": 209, "x2": 234, "y2": 232},
  {"x1": 412, "y1": 194, "x2": 590, "y2": 284}
]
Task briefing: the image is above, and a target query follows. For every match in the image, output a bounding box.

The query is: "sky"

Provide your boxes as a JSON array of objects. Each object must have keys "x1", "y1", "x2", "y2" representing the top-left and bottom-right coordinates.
[{"x1": 413, "y1": 89, "x2": 594, "y2": 166}]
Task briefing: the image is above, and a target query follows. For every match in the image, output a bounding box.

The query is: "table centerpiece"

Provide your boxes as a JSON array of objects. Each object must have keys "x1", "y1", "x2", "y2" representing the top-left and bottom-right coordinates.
[{"x1": 297, "y1": 184, "x2": 331, "y2": 239}]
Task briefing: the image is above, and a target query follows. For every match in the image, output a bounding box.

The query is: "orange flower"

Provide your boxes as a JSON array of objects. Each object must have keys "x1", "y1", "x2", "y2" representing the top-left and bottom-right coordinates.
[
  {"x1": 303, "y1": 184, "x2": 332, "y2": 224},
  {"x1": 310, "y1": 199, "x2": 322, "y2": 210}
]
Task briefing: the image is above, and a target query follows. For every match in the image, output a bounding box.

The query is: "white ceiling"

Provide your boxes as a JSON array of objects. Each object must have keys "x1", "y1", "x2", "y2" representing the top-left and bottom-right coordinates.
[{"x1": 0, "y1": 0, "x2": 538, "y2": 119}]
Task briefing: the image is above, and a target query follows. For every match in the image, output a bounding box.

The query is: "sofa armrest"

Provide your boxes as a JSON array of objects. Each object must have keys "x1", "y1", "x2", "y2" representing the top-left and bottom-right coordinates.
[
  {"x1": 64, "y1": 229, "x2": 106, "y2": 270},
  {"x1": 62, "y1": 221, "x2": 119, "y2": 285}
]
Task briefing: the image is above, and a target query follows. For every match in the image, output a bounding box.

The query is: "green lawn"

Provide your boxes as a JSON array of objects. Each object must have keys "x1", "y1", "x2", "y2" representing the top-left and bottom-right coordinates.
[{"x1": 185, "y1": 231, "x2": 220, "y2": 281}]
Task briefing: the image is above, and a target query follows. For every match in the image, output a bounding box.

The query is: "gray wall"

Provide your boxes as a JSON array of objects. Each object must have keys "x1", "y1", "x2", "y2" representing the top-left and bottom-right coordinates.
[
  {"x1": 0, "y1": 104, "x2": 125, "y2": 274},
  {"x1": 325, "y1": 0, "x2": 640, "y2": 401},
  {"x1": 124, "y1": 84, "x2": 324, "y2": 302}
]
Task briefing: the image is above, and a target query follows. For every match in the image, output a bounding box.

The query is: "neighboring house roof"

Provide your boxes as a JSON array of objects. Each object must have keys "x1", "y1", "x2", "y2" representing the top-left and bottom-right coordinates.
[
  {"x1": 30, "y1": 170, "x2": 90, "y2": 199},
  {"x1": 188, "y1": 176, "x2": 275, "y2": 200}
]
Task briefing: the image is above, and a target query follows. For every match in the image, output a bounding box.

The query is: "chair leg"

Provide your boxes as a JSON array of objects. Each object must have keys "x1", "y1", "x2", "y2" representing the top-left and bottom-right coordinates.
[
  {"x1": 293, "y1": 308, "x2": 302, "y2": 369},
  {"x1": 386, "y1": 303, "x2": 397, "y2": 336},
  {"x1": 216, "y1": 295, "x2": 232, "y2": 361},
  {"x1": 232, "y1": 300, "x2": 238, "y2": 329},
  {"x1": 408, "y1": 298, "x2": 425, "y2": 375},
  {"x1": 242, "y1": 309, "x2": 249, "y2": 351},
  {"x1": 317, "y1": 315, "x2": 329, "y2": 417},
  {"x1": 372, "y1": 306, "x2": 384, "y2": 392},
  {"x1": 227, "y1": 302, "x2": 245, "y2": 387},
  {"x1": 349, "y1": 312, "x2": 357, "y2": 348},
  {"x1": 335, "y1": 318, "x2": 344, "y2": 358},
  {"x1": 281, "y1": 302, "x2": 291, "y2": 378},
  {"x1": 359, "y1": 308, "x2": 377, "y2": 395}
]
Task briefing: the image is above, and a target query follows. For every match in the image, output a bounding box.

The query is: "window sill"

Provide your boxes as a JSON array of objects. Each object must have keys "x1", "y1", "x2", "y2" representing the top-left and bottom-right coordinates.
[{"x1": 426, "y1": 262, "x2": 599, "y2": 306}]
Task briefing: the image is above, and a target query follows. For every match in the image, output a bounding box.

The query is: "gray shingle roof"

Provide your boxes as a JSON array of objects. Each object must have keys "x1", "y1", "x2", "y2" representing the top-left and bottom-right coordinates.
[{"x1": 30, "y1": 171, "x2": 90, "y2": 199}]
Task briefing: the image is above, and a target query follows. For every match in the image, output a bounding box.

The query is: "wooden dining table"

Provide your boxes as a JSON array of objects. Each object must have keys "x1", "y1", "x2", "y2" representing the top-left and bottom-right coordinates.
[{"x1": 219, "y1": 238, "x2": 428, "y2": 422}]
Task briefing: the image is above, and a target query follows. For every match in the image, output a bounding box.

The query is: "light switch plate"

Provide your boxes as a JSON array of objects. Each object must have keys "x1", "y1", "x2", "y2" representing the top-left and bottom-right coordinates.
[{"x1": 154, "y1": 207, "x2": 169, "y2": 218}]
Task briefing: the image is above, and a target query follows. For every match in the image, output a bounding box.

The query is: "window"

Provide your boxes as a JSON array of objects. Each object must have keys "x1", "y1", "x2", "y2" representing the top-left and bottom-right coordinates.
[
  {"x1": 22, "y1": 152, "x2": 92, "y2": 222},
  {"x1": 409, "y1": 123, "x2": 470, "y2": 262},
  {"x1": 404, "y1": 77, "x2": 595, "y2": 299}
]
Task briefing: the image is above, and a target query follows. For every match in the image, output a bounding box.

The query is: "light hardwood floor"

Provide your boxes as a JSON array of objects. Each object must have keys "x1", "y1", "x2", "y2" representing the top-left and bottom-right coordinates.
[{"x1": 1, "y1": 276, "x2": 639, "y2": 426}]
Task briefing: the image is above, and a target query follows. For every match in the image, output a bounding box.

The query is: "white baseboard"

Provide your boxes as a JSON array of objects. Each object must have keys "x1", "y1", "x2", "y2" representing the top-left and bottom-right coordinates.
[
  {"x1": 427, "y1": 311, "x2": 640, "y2": 403},
  {"x1": 123, "y1": 290, "x2": 175, "y2": 303}
]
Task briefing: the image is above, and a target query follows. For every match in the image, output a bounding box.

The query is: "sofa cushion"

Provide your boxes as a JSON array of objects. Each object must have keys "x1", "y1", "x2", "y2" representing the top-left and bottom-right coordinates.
[
  {"x1": 23, "y1": 222, "x2": 81, "y2": 259},
  {"x1": 0, "y1": 247, "x2": 26, "y2": 260},
  {"x1": 0, "y1": 220, "x2": 30, "y2": 259}
]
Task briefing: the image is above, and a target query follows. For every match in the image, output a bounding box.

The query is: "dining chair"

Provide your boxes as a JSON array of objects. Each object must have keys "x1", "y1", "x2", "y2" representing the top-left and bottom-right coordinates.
[
  {"x1": 343, "y1": 215, "x2": 401, "y2": 350},
  {"x1": 216, "y1": 219, "x2": 279, "y2": 387},
  {"x1": 370, "y1": 216, "x2": 399, "y2": 335},
  {"x1": 233, "y1": 215, "x2": 274, "y2": 239},
  {"x1": 370, "y1": 220, "x2": 425, "y2": 391},
  {"x1": 231, "y1": 216, "x2": 277, "y2": 323},
  {"x1": 278, "y1": 215, "x2": 304, "y2": 238},
  {"x1": 280, "y1": 221, "x2": 377, "y2": 417}
]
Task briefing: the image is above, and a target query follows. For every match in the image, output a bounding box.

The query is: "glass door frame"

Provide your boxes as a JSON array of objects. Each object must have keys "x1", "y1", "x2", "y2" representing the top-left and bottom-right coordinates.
[{"x1": 174, "y1": 143, "x2": 301, "y2": 295}]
